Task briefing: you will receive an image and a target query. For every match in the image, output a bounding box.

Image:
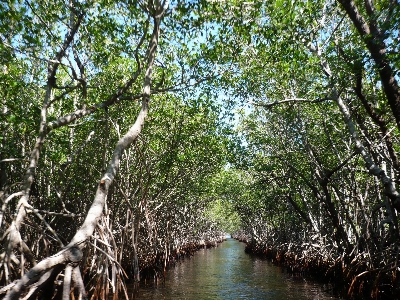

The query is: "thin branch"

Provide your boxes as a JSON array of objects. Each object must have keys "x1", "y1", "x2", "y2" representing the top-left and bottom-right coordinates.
[
  {"x1": 26, "y1": 204, "x2": 65, "y2": 247},
  {"x1": 113, "y1": 180, "x2": 134, "y2": 211},
  {"x1": 326, "y1": 152, "x2": 357, "y2": 178},
  {"x1": 321, "y1": 14, "x2": 346, "y2": 50},
  {"x1": 32, "y1": 209, "x2": 84, "y2": 218},
  {"x1": 46, "y1": 67, "x2": 143, "y2": 133},
  {"x1": 50, "y1": 83, "x2": 82, "y2": 105},
  {"x1": 250, "y1": 97, "x2": 330, "y2": 108},
  {"x1": 87, "y1": 241, "x2": 128, "y2": 279},
  {"x1": 0, "y1": 192, "x2": 24, "y2": 229},
  {"x1": 0, "y1": 159, "x2": 24, "y2": 163},
  {"x1": 48, "y1": 12, "x2": 85, "y2": 83}
]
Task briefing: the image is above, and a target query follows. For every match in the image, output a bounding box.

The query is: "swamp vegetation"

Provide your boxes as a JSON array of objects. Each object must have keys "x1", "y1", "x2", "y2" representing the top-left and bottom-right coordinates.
[{"x1": 0, "y1": 0, "x2": 400, "y2": 299}]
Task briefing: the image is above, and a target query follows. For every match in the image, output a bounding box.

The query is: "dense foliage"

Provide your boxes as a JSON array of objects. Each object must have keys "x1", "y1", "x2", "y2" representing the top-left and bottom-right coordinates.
[
  {"x1": 0, "y1": 0, "x2": 399, "y2": 299},
  {"x1": 227, "y1": 1, "x2": 400, "y2": 298}
]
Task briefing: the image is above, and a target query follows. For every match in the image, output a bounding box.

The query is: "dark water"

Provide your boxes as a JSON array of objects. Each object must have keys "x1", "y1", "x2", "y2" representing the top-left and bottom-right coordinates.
[{"x1": 133, "y1": 238, "x2": 340, "y2": 299}]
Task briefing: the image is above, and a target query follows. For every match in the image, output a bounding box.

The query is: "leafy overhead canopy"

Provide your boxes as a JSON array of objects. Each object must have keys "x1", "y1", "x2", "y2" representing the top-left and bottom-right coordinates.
[{"x1": 1, "y1": 0, "x2": 400, "y2": 298}]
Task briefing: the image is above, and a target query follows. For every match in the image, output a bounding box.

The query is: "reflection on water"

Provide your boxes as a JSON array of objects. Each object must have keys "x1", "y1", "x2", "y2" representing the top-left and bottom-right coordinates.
[{"x1": 133, "y1": 238, "x2": 340, "y2": 299}]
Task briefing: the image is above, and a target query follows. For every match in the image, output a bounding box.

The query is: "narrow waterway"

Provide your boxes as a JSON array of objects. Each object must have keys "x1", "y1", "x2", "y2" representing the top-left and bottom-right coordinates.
[{"x1": 133, "y1": 238, "x2": 340, "y2": 299}]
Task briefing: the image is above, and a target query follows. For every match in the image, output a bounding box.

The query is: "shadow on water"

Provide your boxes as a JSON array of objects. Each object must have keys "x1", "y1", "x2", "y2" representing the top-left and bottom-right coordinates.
[{"x1": 131, "y1": 238, "x2": 341, "y2": 299}]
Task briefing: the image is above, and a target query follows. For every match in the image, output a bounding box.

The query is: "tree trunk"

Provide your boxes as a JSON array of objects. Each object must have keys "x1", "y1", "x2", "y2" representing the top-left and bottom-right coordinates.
[
  {"x1": 337, "y1": 0, "x2": 400, "y2": 132},
  {"x1": 4, "y1": 3, "x2": 167, "y2": 298}
]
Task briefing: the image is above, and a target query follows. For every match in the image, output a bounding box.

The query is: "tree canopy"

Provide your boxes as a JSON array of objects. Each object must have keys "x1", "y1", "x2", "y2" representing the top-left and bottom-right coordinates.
[{"x1": 1, "y1": 0, "x2": 400, "y2": 299}]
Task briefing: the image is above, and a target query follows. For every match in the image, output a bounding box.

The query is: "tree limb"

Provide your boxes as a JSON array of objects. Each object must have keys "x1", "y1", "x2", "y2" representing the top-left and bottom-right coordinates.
[{"x1": 250, "y1": 97, "x2": 330, "y2": 108}]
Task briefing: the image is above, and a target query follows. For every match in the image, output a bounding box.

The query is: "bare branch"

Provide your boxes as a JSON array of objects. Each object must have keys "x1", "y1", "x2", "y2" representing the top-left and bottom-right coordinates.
[
  {"x1": 249, "y1": 97, "x2": 330, "y2": 108},
  {"x1": 87, "y1": 241, "x2": 128, "y2": 279},
  {"x1": 0, "y1": 159, "x2": 23, "y2": 163},
  {"x1": 48, "y1": 12, "x2": 85, "y2": 84}
]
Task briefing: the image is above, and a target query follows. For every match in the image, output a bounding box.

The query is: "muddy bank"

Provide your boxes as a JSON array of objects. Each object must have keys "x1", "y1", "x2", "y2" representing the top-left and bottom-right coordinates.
[{"x1": 232, "y1": 234, "x2": 399, "y2": 300}]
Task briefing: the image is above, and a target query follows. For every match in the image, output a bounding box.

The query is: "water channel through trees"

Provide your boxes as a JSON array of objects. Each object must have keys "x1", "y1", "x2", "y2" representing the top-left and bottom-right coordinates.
[{"x1": 132, "y1": 238, "x2": 341, "y2": 299}]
